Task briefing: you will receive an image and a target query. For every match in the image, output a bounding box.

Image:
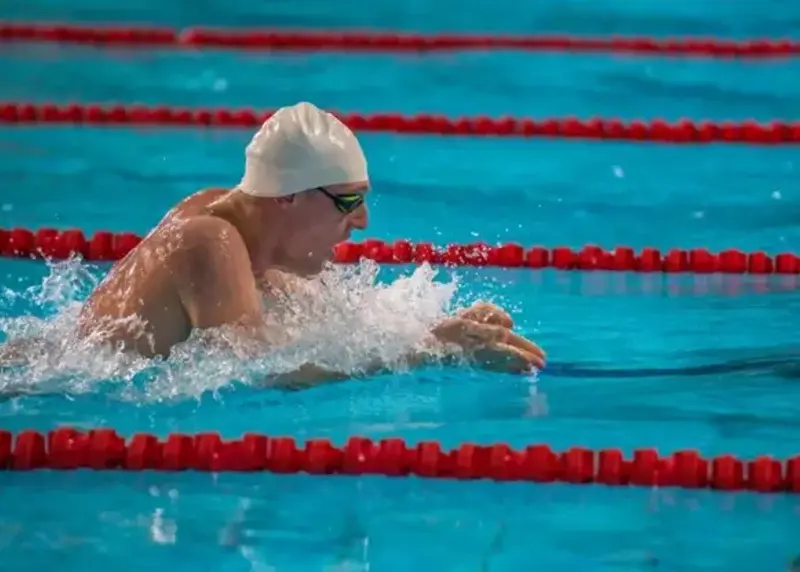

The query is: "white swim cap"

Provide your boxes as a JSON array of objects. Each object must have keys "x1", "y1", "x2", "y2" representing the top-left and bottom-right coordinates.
[{"x1": 237, "y1": 101, "x2": 368, "y2": 198}]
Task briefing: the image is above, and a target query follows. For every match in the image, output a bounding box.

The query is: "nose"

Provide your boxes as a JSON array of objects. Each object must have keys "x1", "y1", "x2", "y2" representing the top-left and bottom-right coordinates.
[{"x1": 349, "y1": 204, "x2": 368, "y2": 230}]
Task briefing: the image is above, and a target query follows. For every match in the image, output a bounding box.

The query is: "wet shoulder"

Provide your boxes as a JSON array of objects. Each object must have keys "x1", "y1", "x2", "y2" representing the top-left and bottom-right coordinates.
[
  {"x1": 139, "y1": 188, "x2": 245, "y2": 267},
  {"x1": 162, "y1": 214, "x2": 248, "y2": 270},
  {"x1": 153, "y1": 188, "x2": 230, "y2": 229},
  {"x1": 174, "y1": 187, "x2": 229, "y2": 214}
]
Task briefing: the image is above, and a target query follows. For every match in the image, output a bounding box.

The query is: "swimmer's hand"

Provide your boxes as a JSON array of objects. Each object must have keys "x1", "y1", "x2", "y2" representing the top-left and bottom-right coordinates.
[
  {"x1": 262, "y1": 303, "x2": 530, "y2": 388},
  {"x1": 457, "y1": 301, "x2": 514, "y2": 329},
  {"x1": 431, "y1": 317, "x2": 545, "y2": 373},
  {"x1": 264, "y1": 314, "x2": 543, "y2": 388}
]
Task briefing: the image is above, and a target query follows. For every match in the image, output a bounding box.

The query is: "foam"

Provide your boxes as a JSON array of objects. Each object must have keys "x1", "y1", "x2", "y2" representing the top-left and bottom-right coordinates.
[{"x1": 0, "y1": 257, "x2": 460, "y2": 402}]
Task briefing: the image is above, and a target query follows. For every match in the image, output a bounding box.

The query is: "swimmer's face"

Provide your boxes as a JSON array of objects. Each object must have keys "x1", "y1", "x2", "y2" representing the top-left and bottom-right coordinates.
[{"x1": 281, "y1": 181, "x2": 369, "y2": 275}]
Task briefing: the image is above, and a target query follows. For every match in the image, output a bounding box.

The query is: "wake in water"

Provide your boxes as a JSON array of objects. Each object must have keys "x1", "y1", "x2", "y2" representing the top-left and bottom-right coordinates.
[
  {"x1": 0, "y1": 257, "x2": 468, "y2": 402},
  {"x1": 4, "y1": 257, "x2": 796, "y2": 405}
]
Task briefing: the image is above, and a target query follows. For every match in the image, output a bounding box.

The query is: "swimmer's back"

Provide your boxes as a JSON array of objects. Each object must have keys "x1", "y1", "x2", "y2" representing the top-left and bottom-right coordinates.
[{"x1": 77, "y1": 188, "x2": 233, "y2": 357}]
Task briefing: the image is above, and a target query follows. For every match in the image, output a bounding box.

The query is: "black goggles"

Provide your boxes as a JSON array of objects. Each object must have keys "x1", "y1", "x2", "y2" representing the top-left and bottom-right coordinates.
[{"x1": 316, "y1": 187, "x2": 365, "y2": 214}]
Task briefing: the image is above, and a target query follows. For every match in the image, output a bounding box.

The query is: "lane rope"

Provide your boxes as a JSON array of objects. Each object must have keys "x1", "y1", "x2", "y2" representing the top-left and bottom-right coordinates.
[
  {"x1": 1, "y1": 102, "x2": 799, "y2": 144},
  {"x1": 2, "y1": 227, "x2": 800, "y2": 275},
  {"x1": 1, "y1": 428, "x2": 798, "y2": 494},
  {"x1": 1, "y1": 21, "x2": 798, "y2": 58}
]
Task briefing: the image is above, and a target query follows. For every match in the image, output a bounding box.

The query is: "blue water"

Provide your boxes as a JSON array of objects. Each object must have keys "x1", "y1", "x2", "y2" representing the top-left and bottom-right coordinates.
[{"x1": 2, "y1": 1, "x2": 800, "y2": 570}]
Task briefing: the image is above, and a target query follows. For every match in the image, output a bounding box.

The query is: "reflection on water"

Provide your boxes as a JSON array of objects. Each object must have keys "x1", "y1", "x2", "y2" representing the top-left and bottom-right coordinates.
[{"x1": 0, "y1": 471, "x2": 796, "y2": 572}]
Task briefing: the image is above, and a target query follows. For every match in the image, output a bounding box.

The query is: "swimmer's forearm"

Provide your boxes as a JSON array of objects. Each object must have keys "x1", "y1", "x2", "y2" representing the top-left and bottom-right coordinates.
[
  {"x1": 267, "y1": 364, "x2": 350, "y2": 390},
  {"x1": 267, "y1": 345, "x2": 450, "y2": 390},
  {"x1": 269, "y1": 356, "x2": 423, "y2": 389}
]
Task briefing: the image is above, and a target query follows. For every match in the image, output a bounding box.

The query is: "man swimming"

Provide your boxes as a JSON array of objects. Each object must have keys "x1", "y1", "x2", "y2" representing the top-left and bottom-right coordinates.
[{"x1": 71, "y1": 101, "x2": 544, "y2": 384}]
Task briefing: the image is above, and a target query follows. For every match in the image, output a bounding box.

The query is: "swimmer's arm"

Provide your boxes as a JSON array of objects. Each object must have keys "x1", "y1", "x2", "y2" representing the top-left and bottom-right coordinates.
[
  {"x1": 264, "y1": 318, "x2": 542, "y2": 389},
  {"x1": 170, "y1": 220, "x2": 433, "y2": 389},
  {"x1": 266, "y1": 355, "x2": 432, "y2": 390},
  {"x1": 172, "y1": 216, "x2": 269, "y2": 341},
  {"x1": 265, "y1": 339, "x2": 451, "y2": 390},
  {"x1": 266, "y1": 364, "x2": 350, "y2": 390}
]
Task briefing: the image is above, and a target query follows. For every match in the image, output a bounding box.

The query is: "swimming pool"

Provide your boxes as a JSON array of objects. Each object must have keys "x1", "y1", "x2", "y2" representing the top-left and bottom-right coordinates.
[{"x1": 2, "y1": 0, "x2": 800, "y2": 569}]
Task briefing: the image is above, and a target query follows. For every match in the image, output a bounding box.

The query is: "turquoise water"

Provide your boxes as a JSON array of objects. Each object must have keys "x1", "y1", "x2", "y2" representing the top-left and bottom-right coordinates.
[{"x1": 2, "y1": 1, "x2": 800, "y2": 570}]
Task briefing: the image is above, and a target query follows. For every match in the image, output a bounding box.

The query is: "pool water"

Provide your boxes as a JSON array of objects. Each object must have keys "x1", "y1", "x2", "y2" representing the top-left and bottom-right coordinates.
[{"x1": 2, "y1": 0, "x2": 800, "y2": 570}]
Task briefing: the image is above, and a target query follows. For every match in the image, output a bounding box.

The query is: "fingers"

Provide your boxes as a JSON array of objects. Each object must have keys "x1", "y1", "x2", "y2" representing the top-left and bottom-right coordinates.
[
  {"x1": 475, "y1": 343, "x2": 544, "y2": 373},
  {"x1": 503, "y1": 331, "x2": 546, "y2": 363},
  {"x1": 458, "y1": 302, "x2": 514, "y2": 329},
  {"x1": 485, "y1": 310, "x2": 513, "y2": 329},
  {"x1": 463, "y1": 322, "x2": 545, "y2": 371},
  {"x1": 470, "y1": 322, "x2": 545, "y2": 361},
  {"x1": 432, "y1": 318, "x2": 546, "y2": 370},
  {"x1": 492, "y1": 343, "x2": 545, "y2": 370},
  {"x1": 431, "y1": 317, "x2": 475, "y2": 345}
]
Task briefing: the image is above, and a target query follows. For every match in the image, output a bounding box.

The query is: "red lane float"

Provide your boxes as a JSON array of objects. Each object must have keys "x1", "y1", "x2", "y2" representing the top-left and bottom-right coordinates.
[
  {"x1": 1, "y1": 21, "x2": 798, "y2": 58},
  {"x1": 1, "y1": 102, "x2": 799, "y2": 144},
  {"x1": 1, "y1": 428, "x2": 798, "y2": 493},
  {"x1": 2, "y1": 227, "x2": 800, "y2": 275},
  {"x1": 531, "y1": 272, "x2": 800, "y2": 298},
  {"x1": 0, "y1": 228, "x2": 142, "y2": 262}
]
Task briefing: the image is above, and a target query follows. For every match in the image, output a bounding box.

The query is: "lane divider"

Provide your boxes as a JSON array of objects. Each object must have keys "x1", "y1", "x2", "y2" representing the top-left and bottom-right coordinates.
[
  {"x1": 541, "y1": 273, "x2": 800, "y2": 297},
  {"x1": 1, "y1": 428, "x2": 798, "y2": 493},
  {"x1": 1, "y1": 21, "x2": 798, "y2": 58},
  {"x1": 2, "y1": 228, "x2": 800, "y2": 275},
  {"x1": 2, "y1": 103, "x2": 799, "y2": 144}
]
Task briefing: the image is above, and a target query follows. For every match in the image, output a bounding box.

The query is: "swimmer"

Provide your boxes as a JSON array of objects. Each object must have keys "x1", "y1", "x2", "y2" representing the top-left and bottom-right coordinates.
[{"x1": 70, "y1": 101, "x2": 544, "y2": 384}]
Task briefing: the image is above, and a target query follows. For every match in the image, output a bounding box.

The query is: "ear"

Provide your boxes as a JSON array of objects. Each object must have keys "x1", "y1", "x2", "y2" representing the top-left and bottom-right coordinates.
[{"x1": 275, "y1": 195, "x2": 295, "y2": 207}]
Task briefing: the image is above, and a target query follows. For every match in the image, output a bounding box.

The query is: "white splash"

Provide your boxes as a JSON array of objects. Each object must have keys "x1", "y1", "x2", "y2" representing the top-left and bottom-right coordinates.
[{"x1": 0, "y1": 258, "x2": 460, "y2": 402}]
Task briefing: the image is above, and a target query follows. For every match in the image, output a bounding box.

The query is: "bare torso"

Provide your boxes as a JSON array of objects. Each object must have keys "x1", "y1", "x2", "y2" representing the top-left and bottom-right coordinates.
[{"x1": 77, "y1": 188, "x2": 231, "y2": 357}]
